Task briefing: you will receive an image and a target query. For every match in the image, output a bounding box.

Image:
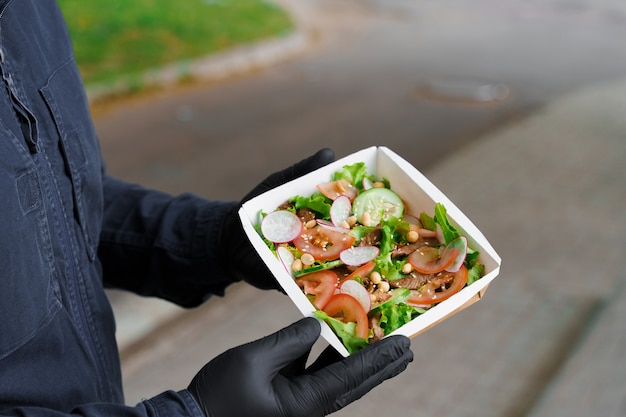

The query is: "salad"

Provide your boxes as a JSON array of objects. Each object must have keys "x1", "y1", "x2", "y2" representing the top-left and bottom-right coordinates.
[{"x1": 258, "y1": 162, "x2": 485, "y2": 354}]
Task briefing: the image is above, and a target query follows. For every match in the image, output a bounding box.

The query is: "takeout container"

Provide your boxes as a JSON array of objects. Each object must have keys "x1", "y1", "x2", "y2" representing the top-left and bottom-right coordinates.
[{"x1": 238, "y1": 146, "x2": 501, "y2": 357}]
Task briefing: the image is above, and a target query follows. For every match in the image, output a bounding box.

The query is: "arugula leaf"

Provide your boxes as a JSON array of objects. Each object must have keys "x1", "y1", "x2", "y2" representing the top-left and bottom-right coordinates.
[
  {"x1": 313, "y1": 311, "x2": 369, "y2": 354},
  {"x1": 419, "y1": 211, "x2": 436, "y2": 231},
  {"x1": 434, "y1": 203, "x2": 460, "y2": 244}
]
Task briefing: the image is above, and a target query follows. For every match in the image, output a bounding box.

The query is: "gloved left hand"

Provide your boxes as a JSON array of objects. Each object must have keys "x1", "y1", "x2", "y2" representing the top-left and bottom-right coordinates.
[
  {"x1": 219, "y1": 148, "x2": 335, "y2": 290},
  {"x1": 187, "y1": 317, "x2": 413, "y2": 417}
]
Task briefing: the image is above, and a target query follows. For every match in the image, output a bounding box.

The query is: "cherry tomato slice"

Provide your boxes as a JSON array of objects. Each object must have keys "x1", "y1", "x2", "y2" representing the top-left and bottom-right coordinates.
[
  {"x1": 340, "y1": 261, "x2": 376, "y2": 284},
  {"x1": 407, "y1": 265, "x2": 468, "y2": 306},
  {"x1": 293, "y1": 226, "x2": 355, "y2": 261},
  {"x1": 322, "y1": 293, "x2": 369, "y2": 339},
  {"x1": 296, "y1": 270, "x2": 338, "y2": 309},
  {"x1": 317, "y1": 180, "x2": 358, "y2": 201}
]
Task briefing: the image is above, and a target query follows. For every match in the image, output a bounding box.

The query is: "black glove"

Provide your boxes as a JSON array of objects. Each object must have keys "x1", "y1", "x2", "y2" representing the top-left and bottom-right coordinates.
[
  {"x1": 187, "y1": 317, "x2": 413, "y2": 417},
  {"x1": 220, "y1": 148, "x2": 335, "y2": 290}
]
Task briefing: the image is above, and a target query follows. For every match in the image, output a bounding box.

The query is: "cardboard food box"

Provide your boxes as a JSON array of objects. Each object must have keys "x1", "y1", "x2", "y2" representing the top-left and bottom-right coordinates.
[{"x1": 238, "y1": 146, "x2": 501, "y2": 357}]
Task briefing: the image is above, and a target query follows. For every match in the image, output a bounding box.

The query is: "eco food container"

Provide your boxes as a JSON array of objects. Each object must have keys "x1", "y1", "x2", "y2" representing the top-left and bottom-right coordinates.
[{"x1": 238, "y1": 146, "x2": 501, "y2": 357}]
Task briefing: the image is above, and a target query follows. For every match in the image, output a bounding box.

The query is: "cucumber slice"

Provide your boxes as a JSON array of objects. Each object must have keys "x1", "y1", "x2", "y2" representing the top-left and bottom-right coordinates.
[
  {"x1": 352, "y1": 188, "x2": 404, "y2": 227},
  {"x1": 293, "y1": 260, "x2": 343, "y2": 278}
]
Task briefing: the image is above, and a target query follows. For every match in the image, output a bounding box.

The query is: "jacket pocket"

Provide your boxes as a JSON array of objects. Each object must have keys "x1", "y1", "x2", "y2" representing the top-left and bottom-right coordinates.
[
  {"x1": 40, "y1": 59, "x2": 104, "y2": 261},
  {"x1": 0, "y1": 126, "x2": 61, "y2": 359}
]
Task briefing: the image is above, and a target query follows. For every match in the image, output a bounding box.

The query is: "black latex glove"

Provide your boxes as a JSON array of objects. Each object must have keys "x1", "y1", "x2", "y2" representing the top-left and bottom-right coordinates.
[
  {"x1": 187, "y1": 317, "x2": 413, "y2": 417},
  {"x1": 219, "y1": 148, "x2": 335, "y2": 290}
]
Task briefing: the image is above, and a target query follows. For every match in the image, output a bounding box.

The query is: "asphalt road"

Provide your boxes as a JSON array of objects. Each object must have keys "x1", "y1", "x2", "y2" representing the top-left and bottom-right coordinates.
[{"x1": 92, "y1": 0, "x2": 626, "y2": 410}]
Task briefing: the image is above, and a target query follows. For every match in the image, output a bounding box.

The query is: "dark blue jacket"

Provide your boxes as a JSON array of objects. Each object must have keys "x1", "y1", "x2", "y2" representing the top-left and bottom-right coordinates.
[{"x1": 0, "y1": 1, "x2": 235, "y2": 415}]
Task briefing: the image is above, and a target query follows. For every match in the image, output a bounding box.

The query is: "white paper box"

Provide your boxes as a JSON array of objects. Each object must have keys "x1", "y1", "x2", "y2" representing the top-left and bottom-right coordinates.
[{"x1": 239, "y1": 146, "x2": 501, "y2": 357}]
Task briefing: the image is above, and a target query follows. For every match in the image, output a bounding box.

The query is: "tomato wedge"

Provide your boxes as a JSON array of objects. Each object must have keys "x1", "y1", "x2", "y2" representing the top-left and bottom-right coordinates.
[
  {"x1": 296, "y1": 270, "x2": 338, "y2": 309},
  {"x1": 407, "y1": 265, "x2": 468, "y2": 306},
  {"x1": 322, "y1": 293, "x2": 369, "y2": 339},
  {"x1": 317, "y1": 179, "x2": 358, "y2": 201},
  {"x1": 292, "y1": 225, "x2": 355, "y2": 261}
]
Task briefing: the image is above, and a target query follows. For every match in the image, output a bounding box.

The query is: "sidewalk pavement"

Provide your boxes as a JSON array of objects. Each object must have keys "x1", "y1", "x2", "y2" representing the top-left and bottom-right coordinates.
[{"x1": 109, "y1": 75, "x2": 626, "y2": 415}]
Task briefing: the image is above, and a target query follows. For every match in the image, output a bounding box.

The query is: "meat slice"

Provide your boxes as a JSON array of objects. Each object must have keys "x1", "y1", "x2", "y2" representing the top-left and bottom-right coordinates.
[{"x1": 359, "y1": 227, "x2": 383, "y2": 247}]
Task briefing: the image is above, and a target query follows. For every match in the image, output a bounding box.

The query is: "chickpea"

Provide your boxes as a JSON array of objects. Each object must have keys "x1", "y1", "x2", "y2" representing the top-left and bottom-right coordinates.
[
  {"x1": 291, "y1": 259, "x2": 303, "y2": 272},
  {"x1": 305, "y1": 219, "x2": 317, "y2": 229},
  {"x1": 361, "y1": 211, "x2": 372, "y2": 227},
  {"x1": 301, "y1": 253, "x2": 315, "y2": 266},
  {"x1": 370, "y1": 271, "x2": 382, "y2": 284},
  {"x1": 339, "y1": 220, "x2": 350, "y2": 229},
  {"x1": 402, "y1": 262, "x2": 413, "y2": 274},
  {"x1": 406, "y1": 230, "x2": 420, "y2": 243},
  {"x1": 373, "y1": 181, "x2": 386, "y2": 188},
  {"x1": 379, "y1": 281, "x2": 390, "y2": 293},
  {"x1": 347, "y1": 215, "x2": 358, "y2": 227},
  {"x1": 369, "y1": 293, "x2": 377, "y2": 303}
]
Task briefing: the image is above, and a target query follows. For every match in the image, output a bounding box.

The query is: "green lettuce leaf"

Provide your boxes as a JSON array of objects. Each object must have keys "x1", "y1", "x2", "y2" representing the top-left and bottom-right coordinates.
[
  {"x1": 313, "y1": 311, "x2": 369, "y2": 354},
  {"x1": 332, "y1": 162, "x2": 373, "y2": 190},
  {"x1": 378, "y1": 302, "x2": 422, "y2": 335},
  {"x1": 290, "y1": 192, "x2": 332, "y2": 219}
]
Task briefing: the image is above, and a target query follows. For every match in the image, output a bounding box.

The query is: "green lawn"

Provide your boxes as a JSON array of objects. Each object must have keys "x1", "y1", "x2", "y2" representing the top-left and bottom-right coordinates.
[{"x1": 58, "y1": 0, "x2": 293, "y2": 86}]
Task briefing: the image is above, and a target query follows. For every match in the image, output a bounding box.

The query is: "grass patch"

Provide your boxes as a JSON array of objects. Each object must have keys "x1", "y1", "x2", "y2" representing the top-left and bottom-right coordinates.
[{"x1": 58, "y1": 0, "x2": 293, "y2": 86}]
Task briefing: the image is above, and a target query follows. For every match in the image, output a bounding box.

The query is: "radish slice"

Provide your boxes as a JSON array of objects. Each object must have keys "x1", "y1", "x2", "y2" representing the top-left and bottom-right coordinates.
[
  {"x1": 340, "y1": 246, "x2": 380, "y2": 266},
  {"x1": 276, "y1": 246, "x2": 295, "y2": 275},
  {"x1": 330, "y1": 195, "x2": 352, "y2": 227},
  {"x1": 340, "y1": 279, "x2": 372, "y2": 312},
  {"x1": 362, "y1": 177, "x2": 373, "y2": 190},
  {"x1": 444, "y1": 236, "x2": 468, "y2": 272},
  {"x1": 317, "y1": 219, "x2": 351, "y2": 234},
  {"x1": 261, "y1": 210, "x2": 302, "y2": 243},
  {"x1": 436, "y1": 224, "x2": 445, "y2": 244}
]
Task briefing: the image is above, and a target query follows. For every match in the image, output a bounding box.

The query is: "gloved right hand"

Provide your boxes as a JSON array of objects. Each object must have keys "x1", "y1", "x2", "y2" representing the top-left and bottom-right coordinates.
[
  {"x1": 187, "y1": 317, "x2": 413, "y2": 417},
  {"x1": 218, "y1": 148, "x2": 336, "y2": 291}
]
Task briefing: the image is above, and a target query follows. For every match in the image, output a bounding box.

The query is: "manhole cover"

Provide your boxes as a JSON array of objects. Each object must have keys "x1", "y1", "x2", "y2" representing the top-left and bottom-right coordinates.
[{"x1": 415, "y1": 77, "x2": 511, "y2": 106}]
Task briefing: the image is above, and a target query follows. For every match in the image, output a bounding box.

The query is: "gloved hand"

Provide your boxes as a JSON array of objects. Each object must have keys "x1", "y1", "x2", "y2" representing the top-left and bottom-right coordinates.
[
  {"x1": 187, "y1": 317, "x2": 413, "y2": 417},
  {"x1": 219, "y1": 148, "x2": 335, "y2": 290}
]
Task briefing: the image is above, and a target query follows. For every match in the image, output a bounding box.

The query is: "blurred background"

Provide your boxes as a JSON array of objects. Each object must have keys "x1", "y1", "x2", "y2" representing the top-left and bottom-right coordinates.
[{"x1": 62, "y1": 0, "x2": 626, "y2": 416}]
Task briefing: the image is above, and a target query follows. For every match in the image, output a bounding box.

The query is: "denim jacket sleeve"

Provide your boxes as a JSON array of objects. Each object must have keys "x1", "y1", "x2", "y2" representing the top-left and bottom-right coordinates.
[
  {"x1": 0, "y1": 390, "x2": 204, "y2": 417},
  {"x1": 98, "y1": 175, "x2": 238, "y2": 307}
]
